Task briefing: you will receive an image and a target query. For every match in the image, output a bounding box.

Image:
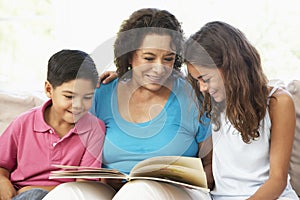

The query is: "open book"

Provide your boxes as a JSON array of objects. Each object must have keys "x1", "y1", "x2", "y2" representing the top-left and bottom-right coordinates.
[{"x1": 50, "y1": 156, "x2": 209, "y2": 193}]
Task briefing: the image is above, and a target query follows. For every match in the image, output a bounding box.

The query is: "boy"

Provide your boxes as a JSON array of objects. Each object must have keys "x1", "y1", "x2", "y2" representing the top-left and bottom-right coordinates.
[{"x1": 0, "y1": 50, "x2": 105, "y2": 200}]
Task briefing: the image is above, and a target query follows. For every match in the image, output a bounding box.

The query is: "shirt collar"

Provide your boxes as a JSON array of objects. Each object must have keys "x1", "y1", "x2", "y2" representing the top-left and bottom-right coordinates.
[
  {"x1": 33, "y1": 99, "x2": 52, "y2": 133},
  {"x1": 34, "y1": 99, "x2": 93, "y2": 135}
]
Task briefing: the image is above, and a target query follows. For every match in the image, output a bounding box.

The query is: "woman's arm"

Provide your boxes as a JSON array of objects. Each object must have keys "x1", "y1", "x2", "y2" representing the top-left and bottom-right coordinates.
[
  {"x1": 96, "y1": 71, "x2": 118, "y2": 87},
  {"x1": 248, "y1": 88, "x2": 296, "y2": 200}
]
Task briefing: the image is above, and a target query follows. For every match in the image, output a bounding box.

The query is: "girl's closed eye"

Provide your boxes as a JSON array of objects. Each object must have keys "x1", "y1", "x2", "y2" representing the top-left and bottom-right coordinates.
[{"x1": 202, "y1": 78, "x2": 210, "y2": 83}]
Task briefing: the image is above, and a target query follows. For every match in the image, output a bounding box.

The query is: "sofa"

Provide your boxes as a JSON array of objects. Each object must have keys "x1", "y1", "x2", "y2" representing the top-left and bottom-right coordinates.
[{"x1": 0, "y1": 80, "x2": 299, "y2": 196}]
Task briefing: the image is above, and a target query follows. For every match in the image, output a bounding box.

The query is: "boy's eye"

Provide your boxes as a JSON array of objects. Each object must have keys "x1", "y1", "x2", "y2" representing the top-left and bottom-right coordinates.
[
  {"x1": 83, "y1": 96, "x2": 93, "y2": 100},
  {"x1": 64, "y1": 95, "x2": 73, "y2": 99}
]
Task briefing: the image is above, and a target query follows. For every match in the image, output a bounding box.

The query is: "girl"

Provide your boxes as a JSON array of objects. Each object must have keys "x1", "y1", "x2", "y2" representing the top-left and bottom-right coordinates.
[{"x1": 184, "y1": 21, "x2": 298, "y2": 199}]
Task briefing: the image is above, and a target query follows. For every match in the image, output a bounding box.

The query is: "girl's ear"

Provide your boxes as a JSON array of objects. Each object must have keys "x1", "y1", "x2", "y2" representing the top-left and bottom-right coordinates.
[{"x1": 45, "y1": 81, "x2": 53, "y2": 98}]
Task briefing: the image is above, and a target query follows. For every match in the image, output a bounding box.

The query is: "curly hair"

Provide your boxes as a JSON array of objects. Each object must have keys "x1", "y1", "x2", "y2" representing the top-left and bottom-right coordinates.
[
  {"x1": 184, "y1": 21, "x2": 269, "y2": 143},
  {"x1": 114, "y1": 8, "x2": 184, "y2": 78}
]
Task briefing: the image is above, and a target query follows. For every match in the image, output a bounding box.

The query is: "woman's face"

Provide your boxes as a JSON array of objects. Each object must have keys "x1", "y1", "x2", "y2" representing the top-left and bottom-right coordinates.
[
  {"x1": 187, "y1": 63, "x2": 226, "y2": 103},
  {"x1": 130, "y1": 34, "x2": 176, "y2": 91}
]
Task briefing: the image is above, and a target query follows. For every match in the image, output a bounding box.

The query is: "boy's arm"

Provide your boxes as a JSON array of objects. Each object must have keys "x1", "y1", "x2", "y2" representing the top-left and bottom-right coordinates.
[
  {"x1": 0, "y1": 167, "x2": 17, "y2": 200},
  {"x1": 16, "y1": 179, "x2": 94, "y2": 194},
  {"x1": 17, "y1": 185, "x2": 56, "y2": 194}
]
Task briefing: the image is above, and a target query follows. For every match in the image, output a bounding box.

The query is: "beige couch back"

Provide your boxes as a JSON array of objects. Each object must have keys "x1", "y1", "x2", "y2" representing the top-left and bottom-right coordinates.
[
  {"x1": 287, "y1": 80, "x2": 300, "y2": 196},
  {"x1": 0, "y1": 90, "x2": 46, "y2": 134}
]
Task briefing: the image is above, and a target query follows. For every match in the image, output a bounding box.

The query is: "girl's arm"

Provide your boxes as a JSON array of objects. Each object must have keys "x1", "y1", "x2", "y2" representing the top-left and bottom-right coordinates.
[
  {"x1": 198, "y1": 138, "x2": 214, "y2": 190},
  {"x1": 0, "y1": 167, "x2": 17, "y2": 200},
  {"x1": 248, "y1": 88, "x2": 296, "y2": 200}
]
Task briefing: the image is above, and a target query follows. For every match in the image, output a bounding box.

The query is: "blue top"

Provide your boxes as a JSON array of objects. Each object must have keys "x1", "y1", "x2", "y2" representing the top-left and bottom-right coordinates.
[{"x1": 91, "y1": 77, "x2": 211, "y2": 174}]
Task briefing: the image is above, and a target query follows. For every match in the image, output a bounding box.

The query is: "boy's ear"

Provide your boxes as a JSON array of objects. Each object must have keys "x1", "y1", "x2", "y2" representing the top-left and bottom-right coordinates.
[{"x1": 45, "y1": 81, "x2": 53, "y2": 98}]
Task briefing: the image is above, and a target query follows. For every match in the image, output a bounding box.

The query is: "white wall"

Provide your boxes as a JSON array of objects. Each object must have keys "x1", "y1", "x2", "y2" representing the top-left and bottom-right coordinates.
[{"x1": 1, "y1": 0, "x2": 299, "y2": 92}]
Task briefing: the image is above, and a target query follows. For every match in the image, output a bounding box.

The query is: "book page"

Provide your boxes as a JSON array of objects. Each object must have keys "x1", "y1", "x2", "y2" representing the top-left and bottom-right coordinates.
[
  {"x1": 49, "y1": 165, "x2": 128, "y2": 179},
  {"x1": 130, "y1": 164, "x2": 207, "y2": 187},
  {"x1": 130, "y1": 156, "x2": 208, "y2": 190},
  {"x1": 49, "y1": 156, "x2": 208, "y2": 192},
  {"x1": 131, "y1": 156, "x2": 203, "y2": 171},
  {"x1": 127, "y1": 176, "x2": 209, "y2": 193}
]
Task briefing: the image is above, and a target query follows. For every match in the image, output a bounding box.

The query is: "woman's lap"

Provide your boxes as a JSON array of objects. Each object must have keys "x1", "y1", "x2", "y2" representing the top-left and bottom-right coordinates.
[
  {"x1": 113, "y1": 179, "x2": 211, "y2": 200},
  {"x1": 42, "y1": 180, "x2": 211, "y2": 200},
  {"x1": 41, "y1": 181, "x2": 298, "y2": 200},
  {"x1": 42, "y1": 181, "x2": 116, "y2": 200}
]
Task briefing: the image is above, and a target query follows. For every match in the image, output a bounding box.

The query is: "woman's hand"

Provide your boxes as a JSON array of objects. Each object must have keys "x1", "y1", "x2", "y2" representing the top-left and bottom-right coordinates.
[{"x1": 97, "y1": 71, "x2": 118, "y2": 87}]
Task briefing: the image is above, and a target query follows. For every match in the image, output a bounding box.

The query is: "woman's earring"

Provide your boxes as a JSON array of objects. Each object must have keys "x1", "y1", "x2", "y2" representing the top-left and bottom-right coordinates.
[{"x1": 128, "y1": 65, "x2": 132, "y2": 70}]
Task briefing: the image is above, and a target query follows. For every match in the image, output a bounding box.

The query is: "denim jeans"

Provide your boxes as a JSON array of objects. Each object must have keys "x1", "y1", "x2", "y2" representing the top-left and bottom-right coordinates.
[{"x1": 12, "y1": 188, "x2": 48, "y2": 200}]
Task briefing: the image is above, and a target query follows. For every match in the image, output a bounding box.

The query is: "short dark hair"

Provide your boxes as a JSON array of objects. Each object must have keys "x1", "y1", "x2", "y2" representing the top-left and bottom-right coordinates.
[
  {"x1": 47, "y1": 49, "x2": 98, "y2": 88},
  {"x1": 114, "y1": 8, "x2": 184, "y2": 78}
]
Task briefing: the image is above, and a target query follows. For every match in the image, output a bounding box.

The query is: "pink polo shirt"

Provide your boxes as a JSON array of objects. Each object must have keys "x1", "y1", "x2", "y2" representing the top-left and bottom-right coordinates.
[{"x1": 0, "y1": 99, "x2": 105, "y2": 189}]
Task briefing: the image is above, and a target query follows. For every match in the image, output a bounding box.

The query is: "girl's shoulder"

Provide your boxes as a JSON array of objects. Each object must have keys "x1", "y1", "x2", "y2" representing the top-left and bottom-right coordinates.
[
  {"x1": 269, "y1": 86, "x2": 293, "y2": 102},
  {"x1": 268, "y1": 86, "x2": 295, "y2": 113}
]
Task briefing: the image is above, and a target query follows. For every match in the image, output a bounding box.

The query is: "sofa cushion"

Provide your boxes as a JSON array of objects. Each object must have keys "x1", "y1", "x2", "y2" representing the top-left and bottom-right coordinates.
[
  {"x1": 287, "y1": 80, "x2": 300, "y2": 196},
  {"x1": 0, "y1": 90, "x2": 45, "y2": 135}
]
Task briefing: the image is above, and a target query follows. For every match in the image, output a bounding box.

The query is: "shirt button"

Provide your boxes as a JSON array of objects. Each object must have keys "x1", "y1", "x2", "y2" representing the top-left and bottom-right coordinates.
[
  {"x1": 52, "y1": 142, "x2": 57, "y2": 147},
  {"x1": 49, "y1": 130, "x2": 53, "y2": 134}
]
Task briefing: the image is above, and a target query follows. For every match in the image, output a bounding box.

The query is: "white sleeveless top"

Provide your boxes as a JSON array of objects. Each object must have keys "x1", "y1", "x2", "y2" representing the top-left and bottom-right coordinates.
[{"x1": 211, "y1": 86, "x2": 298, "y2": 200}]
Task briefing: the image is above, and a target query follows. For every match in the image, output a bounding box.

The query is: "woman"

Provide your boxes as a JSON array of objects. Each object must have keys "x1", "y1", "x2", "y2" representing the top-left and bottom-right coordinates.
[
  {"x1": 184, "y1": 21, "x2": 298, "y2": 199},
  {"x1": 43, "y1": 8, "x2": 212, "y2": 200}
]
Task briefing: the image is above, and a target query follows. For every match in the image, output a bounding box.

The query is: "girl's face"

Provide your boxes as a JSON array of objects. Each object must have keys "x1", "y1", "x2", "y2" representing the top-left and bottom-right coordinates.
[
  {"x1": 130, "y1": 34, "x2": 176, "y2": 91},
  {"x1": 187, "y1": 63, "x2": 226, "y2": 103}
]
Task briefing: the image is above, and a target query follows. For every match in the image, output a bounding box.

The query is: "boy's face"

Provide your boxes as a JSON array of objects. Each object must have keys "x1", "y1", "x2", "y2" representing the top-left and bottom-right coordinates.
[{"x1": 45, "y1": 79, "x2": 95, "y2": 124}]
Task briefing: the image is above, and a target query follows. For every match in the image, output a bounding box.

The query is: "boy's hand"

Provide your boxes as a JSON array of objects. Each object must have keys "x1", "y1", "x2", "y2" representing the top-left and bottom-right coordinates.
[
  {"x1": 0, "y1": 176, "x2": 16, "y2": 200},
  {"x1": 97, "y1": 71, "x2": 118, "y2": 87},
  {"x1": 17, "y1": 185, "x2": 56, "y2": 194}
]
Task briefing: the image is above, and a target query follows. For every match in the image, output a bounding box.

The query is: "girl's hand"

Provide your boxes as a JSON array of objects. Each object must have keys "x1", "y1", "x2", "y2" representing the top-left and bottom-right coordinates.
[{"x1": 97, "y1": 71, "x2": 118, "y2": 87}]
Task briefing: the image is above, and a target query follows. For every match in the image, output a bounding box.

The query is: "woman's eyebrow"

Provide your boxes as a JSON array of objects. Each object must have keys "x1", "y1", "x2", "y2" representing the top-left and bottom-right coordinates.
[{"x1": 164, "y1": 52, "x2": 176, "y2": 56}]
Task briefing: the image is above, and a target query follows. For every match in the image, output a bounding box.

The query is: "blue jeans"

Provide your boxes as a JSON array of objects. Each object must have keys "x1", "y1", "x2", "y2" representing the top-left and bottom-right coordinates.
[{"x1": 12, "y1": 188, "x2": 48, "y2": 200}]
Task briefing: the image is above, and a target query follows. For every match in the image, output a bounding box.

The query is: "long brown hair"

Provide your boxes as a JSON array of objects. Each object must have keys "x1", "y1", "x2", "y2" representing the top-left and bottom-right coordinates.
[{"x1": 184, "y1": 21, "x2": 269, "y2": 143}]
